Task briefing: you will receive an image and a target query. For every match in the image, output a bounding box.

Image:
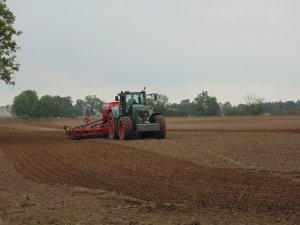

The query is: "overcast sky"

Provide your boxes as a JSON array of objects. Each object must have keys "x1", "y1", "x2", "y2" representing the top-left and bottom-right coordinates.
[{"x1": 1, "y1": 0, "x2": 299, "y2": 105}]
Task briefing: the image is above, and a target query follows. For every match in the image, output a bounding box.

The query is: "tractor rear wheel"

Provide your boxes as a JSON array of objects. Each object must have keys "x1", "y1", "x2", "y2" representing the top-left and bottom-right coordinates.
[
  {"x1": 153, "y1": 115, "x2": 166, "y2": 139},
  {"x1": 108, "y1": 112, "x2": 116, "y2": 139},
  {"x1": 118, "y1": 116, "x2": 133, "y2": 140}
]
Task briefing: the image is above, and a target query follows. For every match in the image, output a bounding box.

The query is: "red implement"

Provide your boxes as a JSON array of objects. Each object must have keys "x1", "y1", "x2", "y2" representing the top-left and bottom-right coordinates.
[{"x1": 64, "y1": 101, "x2": 119, "y2": 140}]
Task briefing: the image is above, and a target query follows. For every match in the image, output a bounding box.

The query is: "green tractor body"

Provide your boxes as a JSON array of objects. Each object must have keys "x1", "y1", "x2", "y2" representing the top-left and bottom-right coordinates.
[{"x1": 108, "y1": 90, "x2": 166, "y2": 140}]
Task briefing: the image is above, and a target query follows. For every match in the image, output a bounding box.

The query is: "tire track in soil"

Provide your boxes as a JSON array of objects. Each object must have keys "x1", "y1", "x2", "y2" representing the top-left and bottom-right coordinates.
[{"x1": 1, "y1": 129, "x2": 300, "y2": 218}]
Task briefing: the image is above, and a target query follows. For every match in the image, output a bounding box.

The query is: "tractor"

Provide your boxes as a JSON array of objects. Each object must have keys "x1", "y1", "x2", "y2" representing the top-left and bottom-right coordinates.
[
  {"x1": 106, "y1": 90, "x2": 166, "y2": 140},
  {"x1": 64, "y1": 89, "x2": 166, "y2": 140}
]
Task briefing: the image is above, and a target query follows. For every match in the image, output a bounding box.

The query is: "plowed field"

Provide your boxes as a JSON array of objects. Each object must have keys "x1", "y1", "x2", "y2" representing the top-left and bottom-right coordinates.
[{"x1": 0, "y1": 116, "x2": 300, "y2": 225}]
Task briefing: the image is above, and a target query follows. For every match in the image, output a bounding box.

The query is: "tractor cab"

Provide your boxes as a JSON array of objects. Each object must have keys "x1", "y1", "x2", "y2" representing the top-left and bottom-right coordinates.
[{"x1": 115, "y1": 91, "x2": 146, "y2": 115}]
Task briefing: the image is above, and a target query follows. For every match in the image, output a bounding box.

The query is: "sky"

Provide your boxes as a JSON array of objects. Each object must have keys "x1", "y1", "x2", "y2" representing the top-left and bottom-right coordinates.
[{"x1": 1, "y1": 0, "x2": 299, "y2": 105}]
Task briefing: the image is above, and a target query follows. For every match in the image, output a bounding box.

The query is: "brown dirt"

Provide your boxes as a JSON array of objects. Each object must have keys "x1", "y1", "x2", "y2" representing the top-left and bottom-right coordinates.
[{"x1": 0, "y1": 116, "x2": 300, "y2": 225}]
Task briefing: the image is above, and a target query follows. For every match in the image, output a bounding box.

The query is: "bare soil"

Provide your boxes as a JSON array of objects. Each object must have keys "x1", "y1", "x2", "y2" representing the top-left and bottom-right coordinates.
[{"x1": 0, "y1": 116, "x2": 299, "y2": 225}]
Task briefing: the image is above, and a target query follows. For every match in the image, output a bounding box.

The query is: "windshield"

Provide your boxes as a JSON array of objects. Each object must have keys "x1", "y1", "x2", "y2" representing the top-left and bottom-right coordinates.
[{"x1": 125, "y1": 92, "x2": 146, "y2": 105}]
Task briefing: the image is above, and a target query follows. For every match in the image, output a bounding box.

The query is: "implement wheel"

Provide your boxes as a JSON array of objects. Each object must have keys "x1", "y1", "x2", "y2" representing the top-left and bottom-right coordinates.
[
  {"x1": 153, "y1": 115, "x2": 166, "y2": 139},
  {"x1": 118, "y1": 116, "x2": 133, "y2": 140}
]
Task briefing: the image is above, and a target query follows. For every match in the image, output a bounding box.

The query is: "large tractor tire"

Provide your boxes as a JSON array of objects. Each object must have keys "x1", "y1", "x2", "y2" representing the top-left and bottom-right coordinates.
[
  {"x1": 118, "y1": 116, "x2": 134, "y2": 140},
  {"x1": 108, "y1": 112, "x2": 117, "y2": 139},
  {"x1": 153, "y1": 115, "x2": 166, "y2": 139}
]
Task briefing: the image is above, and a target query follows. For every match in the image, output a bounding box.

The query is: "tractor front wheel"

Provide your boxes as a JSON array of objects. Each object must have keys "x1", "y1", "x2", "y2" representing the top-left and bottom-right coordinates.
[
  {"x1": 118, "y1": 116, "x2": 133, "y2": 140},
  {"x1": 153, "y1": 115, "x2": 166, "y2": 139}
]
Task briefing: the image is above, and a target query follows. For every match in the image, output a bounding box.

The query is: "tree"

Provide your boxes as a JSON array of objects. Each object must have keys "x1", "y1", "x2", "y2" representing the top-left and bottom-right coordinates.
[
  {"x1": 53, "y1": 96, "x2": 75, "y2": 117},
  {"x1": 11, "y1": 90, "x2": 38, "y2": 116},
  {"x1": 0, "y1": 0, "x2": 22, "y2": 85},
  {"x1": 243, "y1": 94, "x2": 265, "y2": 105},
  {"x1": 31, "y1": 95, "x2": 75, "y2": 118},
  {"x1": 84, "y1": 95, "x2": 102, "y2": 116},
  {"x1": 74, "y1": 99, "x2": 86, "y2": 116},
  {"x1": 284, "y1": 101, "x2": 297, "y2": 114},
  {"x1": 147, "y1": 94, "x2": 169, "y2": 114},
  {"x1": 178, "y1": 99, "x2": 191, "y2": 116},
  {"x1": 243, "y1": 94, "x2": 265, "y2": 115},
  {"x1": 166, "y1": 103, "x2": 180, "y2": 117},
  {"x1": 296, "y1": 100, "x2": 300, "y2": 113},
  {"x1": 31, "y1": 95, "x2": 54, "y2": 118},
  {"x1": 0, "y1": 104, "x2": 11, "y2": 116},
  {"x1": 222, "y1": 101, "x2": 232, "y2": 115},
  {"x1": 192, "y1": 91, "x2": 220, "y2": 116}
]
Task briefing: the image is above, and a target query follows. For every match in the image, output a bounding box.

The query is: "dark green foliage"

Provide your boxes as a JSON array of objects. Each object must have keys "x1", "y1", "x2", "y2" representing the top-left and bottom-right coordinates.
[
  {"x1": 31, "y1": 95, "x2": 75, "y2": 118},
  {"x1": 9, "y1": 89, "x2": 300, "y2": 118},
  {"x1": 284, "y1": 101, "x2": 297, "y2": 114},
  {"x1": 191, "y1": 91, "x2": 220, "y2": 116},
  {"x1": 31, "y1": 95, "x2": 53, "y2": 118},
  {"x1": 179, "y1": 99, "x2": 191, "y2": 116},
  {"x1": 73, "y1": 96, "x2": 102, "y2": 116},
  {"x1": 221, "y1": 102, "x2": 232, "y2": 115},
  {"x1": 11, "y1": 90, "x2": 75, "y2": 118},
  {"x1": 147, "y1": 92, "x2": 220, "y2": 117},
  {"x1": 266, "y1": 101, "x2": 299, "y2": 115},
  {"x1": 84, "y1": 95, "x2": 102, "y2": 116},
  {"x1": 296, "y1": 100, "x2": 300, "y2": 112},
  {"x1": 224, "y1": 100, "x2": 300, "y2": 116},
  {"x1": 11, "y1": 90, "x2": 38, "y2": 117},
  {"x1": 12, "y1": 90, "x2": 102, "y2": 118},
  {"x1": 147, "y1": 94, "x2": 169, "y2": 114},
  {"x1": 225, "y1": 104, "x2": 247, "y2": 116},
  {"x1": 165, "y1": 100, "x2": 191, "y2": 117},
  {"x1": 74, "y1": 99, "x2": 85, "y2": 116},
  {"x1": 146, "y1": 92, "x2": 300, "y2": 117},
  {"x1": 0, "y1": 0, "x2": 22, "y2": 85}
]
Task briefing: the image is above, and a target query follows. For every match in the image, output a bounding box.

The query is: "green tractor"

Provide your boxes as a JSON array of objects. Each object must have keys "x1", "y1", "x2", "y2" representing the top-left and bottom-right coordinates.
[{"x1": 107, "y1": 90, "x2": 166, "y2": 140}]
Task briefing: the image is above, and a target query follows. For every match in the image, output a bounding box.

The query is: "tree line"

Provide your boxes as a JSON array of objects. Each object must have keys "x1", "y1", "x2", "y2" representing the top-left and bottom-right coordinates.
[
  {"x1": 9, "y1": 90, "x2": 102, "y2": 118},
  {"x1": 5, "y1": 89, "x2": 300, "y2": 118},
  {"x1": 156, "y1": 93, "x2": 300, "y2": 116}
]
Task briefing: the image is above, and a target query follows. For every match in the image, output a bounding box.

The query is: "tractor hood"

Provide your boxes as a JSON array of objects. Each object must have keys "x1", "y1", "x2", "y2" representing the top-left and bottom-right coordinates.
[{"x1": 132, "y1": 104, "x2": 153, "y2": 123}]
